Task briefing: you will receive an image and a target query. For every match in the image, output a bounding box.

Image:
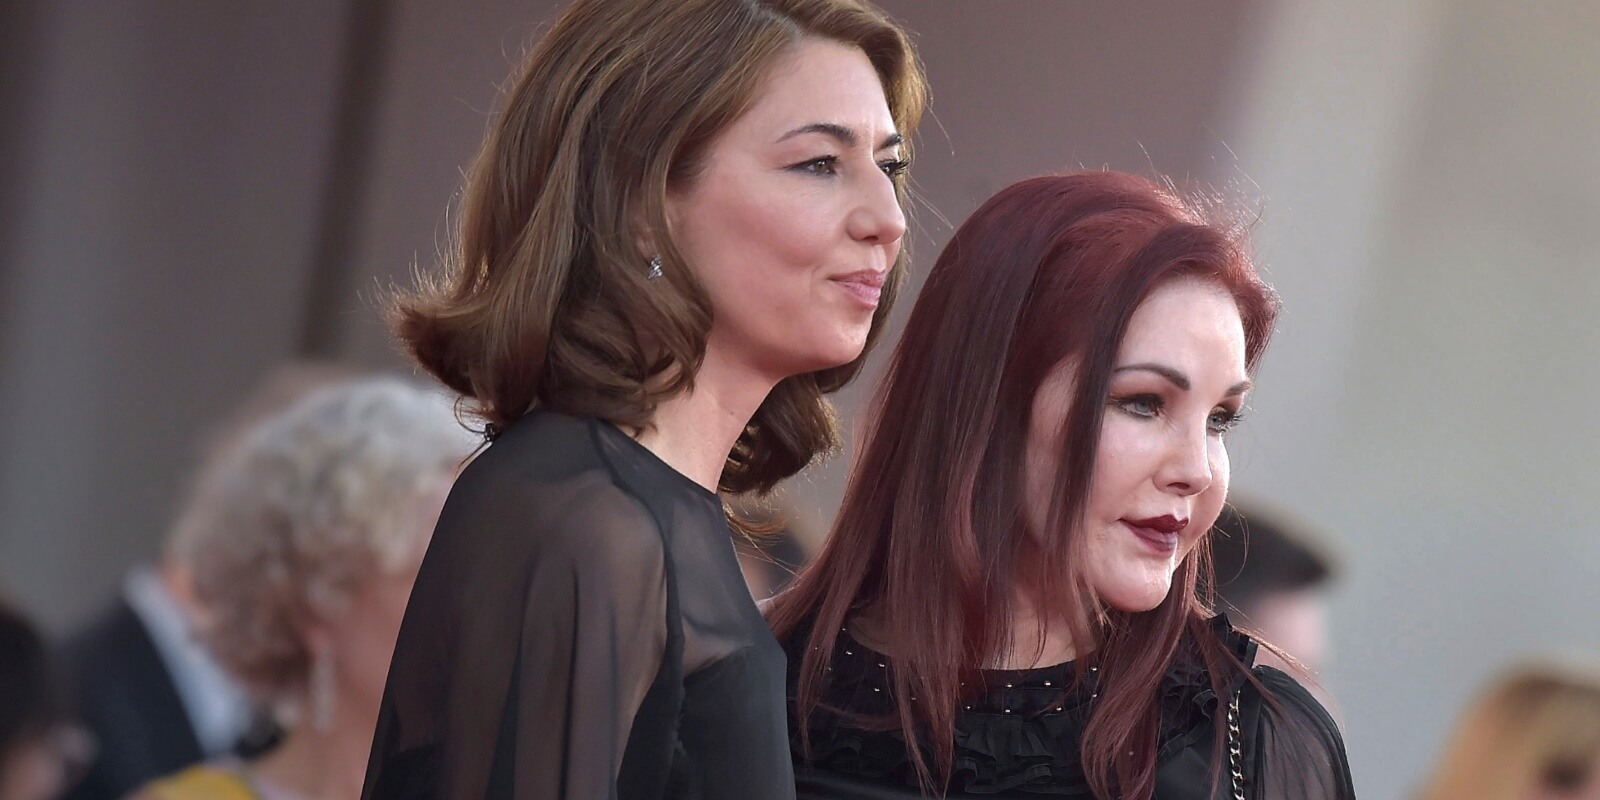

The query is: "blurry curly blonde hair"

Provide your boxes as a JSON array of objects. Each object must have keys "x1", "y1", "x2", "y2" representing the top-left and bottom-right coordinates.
[
  {"x1": 1419, "y1": 659, "x2": 1600, "y2": 799},
  {"x1": 172, "y1": 376, "x2": 476, "y2": 712}
]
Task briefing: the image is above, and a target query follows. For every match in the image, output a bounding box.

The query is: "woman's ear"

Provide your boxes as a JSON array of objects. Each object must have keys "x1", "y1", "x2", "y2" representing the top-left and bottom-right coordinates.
[{"x1": 631, "y1": 192, "x2": 677, "y2": 264}]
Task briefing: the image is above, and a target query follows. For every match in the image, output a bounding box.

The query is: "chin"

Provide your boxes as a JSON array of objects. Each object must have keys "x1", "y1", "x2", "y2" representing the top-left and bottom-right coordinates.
[
  {"x1": 800, "y1": 332, "x2": 870, "y2": 372},
  {"x1": 1096, "y1": 574, "x2": 1177, "y2": 613}
]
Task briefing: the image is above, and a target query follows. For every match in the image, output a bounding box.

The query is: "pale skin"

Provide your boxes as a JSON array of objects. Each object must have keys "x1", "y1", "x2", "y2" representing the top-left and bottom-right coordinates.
[
  {"x1": 636, "y1": 37, "x2": 908, "y2": 491},
  {"x1": 852, "y1": 276, "x2": 1252, "y2": 670}
]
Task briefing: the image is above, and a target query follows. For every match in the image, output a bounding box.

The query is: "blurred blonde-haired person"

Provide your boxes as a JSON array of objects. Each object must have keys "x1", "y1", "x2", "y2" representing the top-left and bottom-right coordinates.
[
  {"x1": 130, "y1": 377, "x2": 476, "y2": 800},
  {"x1": 1419, "y1": 661, "x2": 1600, "y2": 800}
]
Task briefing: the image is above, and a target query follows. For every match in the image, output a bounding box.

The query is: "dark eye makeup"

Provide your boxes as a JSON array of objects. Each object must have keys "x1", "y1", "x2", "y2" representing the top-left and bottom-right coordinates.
[
  {"x1": 788, "y1": 155, "x2": 910, "y2": 179},
  {"x1": 1108, "y1": 392, "x2": 1246, "y2": 435}
]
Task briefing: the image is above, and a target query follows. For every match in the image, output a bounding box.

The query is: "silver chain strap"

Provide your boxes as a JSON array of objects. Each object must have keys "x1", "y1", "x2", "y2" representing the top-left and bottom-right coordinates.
[{"x1": 1227, "y1": 686, "x2": 1246, "y2": 800}]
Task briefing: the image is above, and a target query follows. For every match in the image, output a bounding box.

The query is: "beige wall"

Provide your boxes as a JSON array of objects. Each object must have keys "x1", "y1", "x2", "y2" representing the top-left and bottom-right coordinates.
[{"x1": 1214, "y1": 0, "x2": 1600, "y2": 795}]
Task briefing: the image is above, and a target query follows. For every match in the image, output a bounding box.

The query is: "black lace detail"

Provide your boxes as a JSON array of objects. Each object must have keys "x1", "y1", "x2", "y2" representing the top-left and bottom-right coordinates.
[{"x1": 785, "y1": 616, "x2": 1256, "y2": 796}]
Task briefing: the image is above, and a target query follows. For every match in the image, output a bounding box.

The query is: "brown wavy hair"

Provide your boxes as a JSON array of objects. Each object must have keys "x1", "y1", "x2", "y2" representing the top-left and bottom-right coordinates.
[
  {"x1": 392, "y1": 0, "x2": 926, "y2": 494},
  {"x1": 770, "y1": 172, "x2": 1281, "y2": 798}
]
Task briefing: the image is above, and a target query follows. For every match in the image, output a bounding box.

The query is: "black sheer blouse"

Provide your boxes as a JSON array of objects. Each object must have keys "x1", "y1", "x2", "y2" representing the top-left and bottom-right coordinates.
[
  {"x1": 362, "y1": 411, "x2": 795, "y2": 800},
  {"x1": 783, "y1": 616, "x2": 1355, "y2": 799}
]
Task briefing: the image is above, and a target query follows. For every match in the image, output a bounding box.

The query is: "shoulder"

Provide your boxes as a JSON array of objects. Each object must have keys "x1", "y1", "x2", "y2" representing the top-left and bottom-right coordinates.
[
  {"x1": 1250, "y1": 665, "x2": 1319, "y2": 704},
  {"x1": 1240, "y1": 667, "x2": 1354, "y2": 796},
  {"x1": 1247, "y1": 665, "x2": 1342, "y2": 737},
  {"x1": 1197, "y1": 615, "x2": 1341, "y2": 734},
  {"x1": 449, "y1": 410, "x2": 603, "y2": 496},
  {"x1": 436, "y1": 413, "x2": 665, "y2": 574}
]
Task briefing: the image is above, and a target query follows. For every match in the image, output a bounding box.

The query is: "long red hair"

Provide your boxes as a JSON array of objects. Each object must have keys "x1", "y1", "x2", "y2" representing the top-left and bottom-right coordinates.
[{"x1": 769, "y1": 171, "x2": 1280, "y2": 798}]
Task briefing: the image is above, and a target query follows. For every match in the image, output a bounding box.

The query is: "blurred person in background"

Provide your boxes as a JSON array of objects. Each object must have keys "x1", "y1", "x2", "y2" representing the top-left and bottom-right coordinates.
[
  {"x1": 128, "y1": 377, "x2": 474, "y2": 800},
  {"x1": 363, "y1": 0, "x2": 925, "y2": 797},
  {"x1": 1417, "y1": 661, "x2": 1600, "y2": 800},
  {"x1": 1209, "y1": 501, "x2": 1338, "y2": 675},
  {"x1": 770, "y1": 172, "x2": 1355, "y2": 799},
  {"x1": 1, "y1": 598, "x2": 87, "y2": 800},
  {"x1": 60, "y1": 363, "x2": 358, "y2": 800}
]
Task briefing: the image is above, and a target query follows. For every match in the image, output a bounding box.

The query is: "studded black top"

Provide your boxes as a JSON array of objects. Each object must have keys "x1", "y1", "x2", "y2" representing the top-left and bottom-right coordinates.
[{"x1": 781, "y1": 614, "x2": 1356, "y2": 799}]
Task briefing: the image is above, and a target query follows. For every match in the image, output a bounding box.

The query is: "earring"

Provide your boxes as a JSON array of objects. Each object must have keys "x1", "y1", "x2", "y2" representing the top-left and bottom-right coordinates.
[
  {"x1": 647, "y1": 255, "x2": 663, "y2": 280},
  {"x1": 310, "y1": 652, "x2": 336, "y2": 732}
]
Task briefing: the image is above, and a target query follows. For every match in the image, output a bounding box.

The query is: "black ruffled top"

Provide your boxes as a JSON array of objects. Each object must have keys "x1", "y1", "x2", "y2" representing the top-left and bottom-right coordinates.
[{"x1": 781, "y1": 615, "x2": 1355, "y2": 799}]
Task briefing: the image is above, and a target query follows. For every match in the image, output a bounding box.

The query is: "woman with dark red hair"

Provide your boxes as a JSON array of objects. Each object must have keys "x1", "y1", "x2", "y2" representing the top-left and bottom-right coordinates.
[{"x1": 769, "y1": 172, "x2": 1355, "y2": 799}]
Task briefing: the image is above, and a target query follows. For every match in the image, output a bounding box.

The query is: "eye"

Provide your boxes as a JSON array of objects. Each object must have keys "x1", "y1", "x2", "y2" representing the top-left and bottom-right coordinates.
[
  {"x1": 878, "y1": 158, "x2": 911, "y2": 179},
  {"x1": 1207, "y1": 407, "x2": 1246, "y2": 436},
  {"x1": 1112, "y1": 394, "x2": 1163, "y2": 419},
  {"x1": 790, "y1": 155, "x2": 840, "y2": 176}
]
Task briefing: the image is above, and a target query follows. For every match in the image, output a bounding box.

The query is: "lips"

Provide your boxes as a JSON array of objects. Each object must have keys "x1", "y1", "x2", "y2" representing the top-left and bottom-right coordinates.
[
  {"x1": 830, "y1": 270, "x2": 886, "y2": 308},
  {"x1": 1120, "y1": 515, "x2": 1189, "y2": 555}
]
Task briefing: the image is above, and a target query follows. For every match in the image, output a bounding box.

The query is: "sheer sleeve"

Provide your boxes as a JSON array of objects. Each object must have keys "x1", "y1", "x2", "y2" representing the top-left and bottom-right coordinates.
[
  {"x1": 1246, "y1": 667, "x2": 1357, "y2": 800},
  {"x1": 362, "y1": 448, "x2": 675, "y2": 800}
]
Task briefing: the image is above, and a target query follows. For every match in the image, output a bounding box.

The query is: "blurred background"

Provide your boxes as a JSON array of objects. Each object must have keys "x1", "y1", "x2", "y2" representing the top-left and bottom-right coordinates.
[{"x1": 3, "y1": 1, "x2": 1597, "y2": 797}]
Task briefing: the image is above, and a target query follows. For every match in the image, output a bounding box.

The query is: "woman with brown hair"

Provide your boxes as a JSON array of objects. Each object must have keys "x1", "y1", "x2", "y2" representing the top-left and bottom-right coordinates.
[
  {"x1": 769, "y1": 172, "x2": 1356, "y2": 798},
  {"x1": 1418, "y1": 662, "x2": 1600, "y2": 800},
  {"x1": 361, "y1": 1, "x2": 925, "y2": 799}
]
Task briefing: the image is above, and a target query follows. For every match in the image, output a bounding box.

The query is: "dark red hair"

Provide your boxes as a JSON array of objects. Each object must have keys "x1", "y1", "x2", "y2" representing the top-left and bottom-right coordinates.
[{"x1": 769, "y1": 171, "x2": 1280, "y2": 798}]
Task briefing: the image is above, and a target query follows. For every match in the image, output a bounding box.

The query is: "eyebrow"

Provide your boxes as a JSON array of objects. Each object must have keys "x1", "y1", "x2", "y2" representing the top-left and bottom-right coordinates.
[
  {"x1": 1113, "y1": 362, "x2": 1252, "y2": 397},
  {"x1": 777, "y1": 122, "x2": 903, "y2": 152}
]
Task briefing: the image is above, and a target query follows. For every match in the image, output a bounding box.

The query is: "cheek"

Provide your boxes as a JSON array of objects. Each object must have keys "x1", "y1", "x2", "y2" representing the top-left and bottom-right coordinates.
[
  {"x1": 1086, "y1": 416, "x2": 1161, "y2": 511},
  {"x1": 681, "y1": 182, "x2": 834, "y2": 294}
]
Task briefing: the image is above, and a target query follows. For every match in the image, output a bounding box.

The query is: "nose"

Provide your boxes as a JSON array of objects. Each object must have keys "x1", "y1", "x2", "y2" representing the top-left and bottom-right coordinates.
[
  {"x1": 845, "y1": 169, "x2": 908, "y2": 248},
  {"x1": 1158, "y1": 422, "x2": 1214, "y2": 497}
]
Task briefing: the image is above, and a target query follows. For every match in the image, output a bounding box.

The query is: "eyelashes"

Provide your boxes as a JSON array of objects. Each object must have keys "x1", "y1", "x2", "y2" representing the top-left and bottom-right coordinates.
[
  {"x1": 789, "y1": 155, "x2": 911, "y2": 179},
  {"x1": 1208, "y1": 408, "x2": 1247, "y2": 435},
  {"x1": 877, "y1": 158, "x2": 911, "y2": 178},
  {"x1": 1110, "y1": 393, "x2": 1246, "y2": 436},
  {"x1": 1113, "y1": 394, "x2": 1163, "y2": 420}
]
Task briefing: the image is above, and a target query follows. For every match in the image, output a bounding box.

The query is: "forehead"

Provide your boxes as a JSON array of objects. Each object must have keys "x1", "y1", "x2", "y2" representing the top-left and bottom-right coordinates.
[
  {"x1": 728, "y1": 37, "x2": 896, "y2": 143},
  {"x1": 1118, "y1": 277, "x2": 1248, "y2": 377}
]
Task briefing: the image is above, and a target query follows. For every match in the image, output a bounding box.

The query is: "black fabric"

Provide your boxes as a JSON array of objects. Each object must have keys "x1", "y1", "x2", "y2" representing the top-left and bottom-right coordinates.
[
  {"x1": 362, "y1": 411, "x2": 795, "y2": 800},
  {"x1": 60, "y1": 599, "x2": 205, "y2": 800},
  {"x1": 783, "y1": 616, "x2": 1354, "y2": 799}
]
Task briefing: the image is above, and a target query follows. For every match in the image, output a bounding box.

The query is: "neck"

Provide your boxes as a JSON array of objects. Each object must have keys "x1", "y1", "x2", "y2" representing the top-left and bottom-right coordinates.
[
  {"x1": 848, "y1": 597, "x2": 1080, "y2": 671},
  {"x1": 248, "y1": 706, "x2": 376, "y2": 800},
  {"x1": 990, "y1": 593, "x2": 1079, "y2": 670},
  {"x1": 636, "y1": 346, "x2": 778, "y2": 492}
]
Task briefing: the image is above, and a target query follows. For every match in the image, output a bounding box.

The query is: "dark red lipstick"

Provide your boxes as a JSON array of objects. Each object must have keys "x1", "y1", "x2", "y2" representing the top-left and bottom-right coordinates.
[
  {"x1": 1120, "y1": 515, "x2": 1188, "y2": 554},
  {"x1": 1125, "y1": 515, "x2": 1187, "y2": 533}
]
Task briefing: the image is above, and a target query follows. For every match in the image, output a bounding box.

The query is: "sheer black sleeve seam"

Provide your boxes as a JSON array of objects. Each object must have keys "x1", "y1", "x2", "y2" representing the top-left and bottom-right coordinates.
[
  {"x1": 584, "y1": 416, "x2": 685, "y2": 677},
  {"x1": 584, "y1": 419, "x2": 678, "y2": 554}
]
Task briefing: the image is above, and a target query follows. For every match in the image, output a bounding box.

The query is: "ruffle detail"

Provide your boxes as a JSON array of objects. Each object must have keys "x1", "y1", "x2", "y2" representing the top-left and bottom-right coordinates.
[
  {"x1": 795, "y1": 705, "x2": 1094, "y2": 795},
  {"x1": 1156, "y1": 614, "x2": 1257, "y2": 760},
  {"x1": 786, "y1": 615, "x2": 1257, "y2": 796},
  {"x1": 949, "y1": 711, "x2": 1090, "y2": 795}
]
